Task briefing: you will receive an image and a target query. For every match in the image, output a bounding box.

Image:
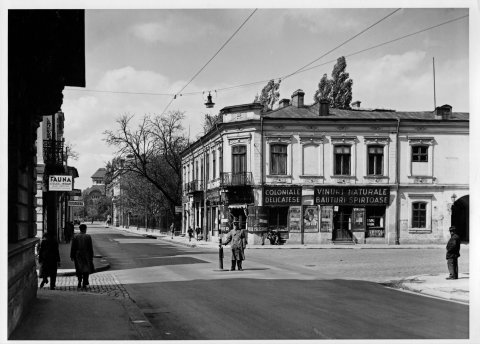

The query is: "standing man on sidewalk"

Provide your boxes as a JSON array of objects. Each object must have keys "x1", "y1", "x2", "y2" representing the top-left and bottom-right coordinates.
[{"x1": 446, "y1": 226, "x2": 461, "y2": 280}]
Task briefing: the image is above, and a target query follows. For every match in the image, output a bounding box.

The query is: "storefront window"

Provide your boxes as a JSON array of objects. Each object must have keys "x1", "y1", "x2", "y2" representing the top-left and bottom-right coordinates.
[
  {"x1": 334, "y1": 145, "x2": 351, "y2": 175},
  {"x1": 412, "y1": 202, "x2": 427, "y2": 228},
  {"x1": 268, "y1": 206, "x2": 288, "y2": 229},
  {"x1": 368, "y1": 145, "x2": 383, "y2": 175},
  {"x1": 232, "y1": 145, "x2": 246, "y2": 173},
  {"x1": 271, "y1": 144, "x2": 287, "y2": 175}
]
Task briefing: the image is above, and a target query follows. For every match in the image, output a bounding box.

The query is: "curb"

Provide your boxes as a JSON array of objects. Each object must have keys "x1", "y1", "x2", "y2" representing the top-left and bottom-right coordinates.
[{"x1": 56, "y1": 257, "x2": 111, "y2": 276}]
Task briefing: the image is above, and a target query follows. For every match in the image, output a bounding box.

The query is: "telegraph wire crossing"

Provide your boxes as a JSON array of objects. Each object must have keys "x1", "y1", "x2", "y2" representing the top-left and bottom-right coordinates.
[{"x1": 64, "y1": 13, "x2": 468, "y2": 103}]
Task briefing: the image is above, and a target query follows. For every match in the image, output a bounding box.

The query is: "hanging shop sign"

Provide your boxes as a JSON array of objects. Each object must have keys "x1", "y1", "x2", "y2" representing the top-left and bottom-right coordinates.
[
  {"x1": 48, "y1": 175, "x2": 73, "y2": 191},
  {"x1": 314, "y1": 186, "x2": 390, "y2": 206},
  {"x1": 175, "y1": 206, "x2": 183, "y2": 213},
  {"x1": 263, "y1": 186, "x2": 302, "y2": 206}
]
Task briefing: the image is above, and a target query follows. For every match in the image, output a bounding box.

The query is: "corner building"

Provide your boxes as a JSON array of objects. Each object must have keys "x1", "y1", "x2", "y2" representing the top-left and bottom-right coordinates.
[{"x1": 181, "y1": 90, "x2": 469, "y2": 246}]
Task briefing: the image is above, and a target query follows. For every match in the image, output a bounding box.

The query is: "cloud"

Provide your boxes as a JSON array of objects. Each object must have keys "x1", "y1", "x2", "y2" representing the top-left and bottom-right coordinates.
[{"x1": 130, "y1": 16, "x2": 216, "y2": 44}]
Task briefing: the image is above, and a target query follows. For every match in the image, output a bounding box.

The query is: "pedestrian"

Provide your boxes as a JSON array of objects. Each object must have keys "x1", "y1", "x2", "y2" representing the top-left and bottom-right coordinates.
[
  {"x1": 222, "y1": 218, "x2": 247, "y2": 271},
  {"x1": 187, "y1": 226, "x2": 194, "y2": 242},
  {"x1": 64, "y1": 221, "x2": 74, "y2": 243},
  {"x1": 70, "y1": 223, "x2": 95, "y2": 289},
  {"x1": 170, "y1": 222, "x2": 175, "y2": 238},
  {"x1": 195, "y1": 227, "x2": 201, "y2": 240},
  {"x1": 38, "y1": 232, "x2": 60, "y2": 290},
  {"x1": 446, "y1": 226, "x2": 461, "y2": 280}
]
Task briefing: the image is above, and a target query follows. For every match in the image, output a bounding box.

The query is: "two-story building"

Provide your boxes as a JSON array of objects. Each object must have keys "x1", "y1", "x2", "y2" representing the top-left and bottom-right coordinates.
[{"x1": 181, "y1": 90, "x2": 469, "y2": 246}]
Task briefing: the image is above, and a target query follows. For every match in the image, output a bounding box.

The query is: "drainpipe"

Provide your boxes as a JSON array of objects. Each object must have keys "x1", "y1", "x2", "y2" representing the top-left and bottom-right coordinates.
[
  {"x1": 395, "y1": 118, "x2": 401, "y2": 245},
  {"x1": 200, "y1": 137, "x2": 208, "y2": 241}
]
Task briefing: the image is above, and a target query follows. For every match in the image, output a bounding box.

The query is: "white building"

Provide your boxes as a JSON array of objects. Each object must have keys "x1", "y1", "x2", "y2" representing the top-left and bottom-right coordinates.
[{"x1": 181, "y1": 90, "x2": 469, "y2": 245}]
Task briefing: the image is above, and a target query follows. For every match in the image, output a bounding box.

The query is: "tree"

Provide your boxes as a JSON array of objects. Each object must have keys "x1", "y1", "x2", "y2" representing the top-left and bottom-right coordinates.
[
  {"x1": 103, "y1": 111, "x2": 188, "y2": 215},
  {"x1": 203, "y1": 113, "x2": 222, "y2": 134},
  {"x1": 314, "y1": 56, "x2": 353, "y2": 109},
  {"x1": 254, "y1": 79, "x2": 281, "y2": 112},
  {"x1": 64, "y1": 141, "x2": 79, "y2": 166}
]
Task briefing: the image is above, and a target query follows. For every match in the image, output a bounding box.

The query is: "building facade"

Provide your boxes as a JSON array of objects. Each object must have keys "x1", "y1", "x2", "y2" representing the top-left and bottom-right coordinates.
[
  {"x1": 181, "y1": 90, "x2": 469, "y2": 246},
  {"x1": 8, "y1": 10, "x2": 85, "y2": 336}
]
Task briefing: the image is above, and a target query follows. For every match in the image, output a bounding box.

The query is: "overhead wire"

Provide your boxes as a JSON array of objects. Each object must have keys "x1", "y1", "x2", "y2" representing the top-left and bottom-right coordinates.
[
  {"x1": 160, "y1": 8, "x2": 258, "y2": 115},
  {"x1": 281, "y1": 8, "x2": 402, "y2": 81},
  {"x1": 64, "y1": 13, "x2": 468, "y2": 99}
]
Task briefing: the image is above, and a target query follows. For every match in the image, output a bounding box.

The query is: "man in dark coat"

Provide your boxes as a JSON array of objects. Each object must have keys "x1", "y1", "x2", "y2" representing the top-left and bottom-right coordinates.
[
  {"x1": 446, "y1": 226, "x2": 461, "y2": 280},
  {"x1": 71, "y1": 224, "x2": 95, "y2": 289},
  {"x1": 38, "y1": 232, "x2": 60, "y2": 289},
  {"x1": 223, "y1": 218, "x2": 247, "y2": 271}
]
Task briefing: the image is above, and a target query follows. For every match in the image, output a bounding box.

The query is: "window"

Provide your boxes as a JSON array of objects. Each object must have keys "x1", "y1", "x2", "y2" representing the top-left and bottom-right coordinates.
[
  {"x1": 270, "y1": 144, "x2": 287, "y2": 175},
  {"x1": 206, "y1": 153, "x2": 210, "y2": 181},
  {"x1": 334, "y1": 145, "x2": 351, "y2": 175},
  {"x1": 368, "y1": 145, "x2": 383, "y2": 175},
  {"x1": 412, "y1": 202, "x2": 427, "y2": 228},
  {"x1": 232, "y1": 145, "x2": 246, "y2": 173},
  {"x1": 412, "y1": 145, "x2": 428, "y2": 162},
  {"x1": 195, "y1": 161, "x2": 198, "y2": 181},
  {"x1": 219, "y1": 148, "x2": 223, "y2": 174},
  {"x1": 268, "y1": 206, "x2": 288, "y2": 228},
  {"x1": 212, "y1": 150, "x2": 216, "y2": 179}
]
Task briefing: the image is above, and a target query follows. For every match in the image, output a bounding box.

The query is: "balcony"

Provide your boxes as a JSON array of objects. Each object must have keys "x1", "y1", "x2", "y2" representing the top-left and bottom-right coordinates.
[
  {"x1": 185, "y1": 180, "x2": 203, "y2": 194},
  {"x1": 220, "y1": 172, "x2": 253, "y2": 187},
  {"x1": 43, "y1": 139, "x2": 64, "y2": 166}
]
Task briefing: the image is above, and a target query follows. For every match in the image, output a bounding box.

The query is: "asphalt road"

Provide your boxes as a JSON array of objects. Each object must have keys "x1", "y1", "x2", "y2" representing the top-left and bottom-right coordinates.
[{"x1": 89, "y1": 225, "x2": 468, "y2": 340}]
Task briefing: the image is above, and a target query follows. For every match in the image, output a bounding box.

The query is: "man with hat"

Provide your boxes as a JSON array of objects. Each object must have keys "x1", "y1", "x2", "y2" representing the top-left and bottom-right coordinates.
[
  {"x1": 223, "y1": 217, "x2": 247, "y2": 271},
  {"x1": 446, "y1": 226, "x2": 461, "y2": 280}
]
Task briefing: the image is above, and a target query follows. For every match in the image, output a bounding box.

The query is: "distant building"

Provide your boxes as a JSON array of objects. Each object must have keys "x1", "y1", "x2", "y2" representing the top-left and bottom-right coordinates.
[{"x1": 181, "y1": 90, "x2": 469, "y2": 246}]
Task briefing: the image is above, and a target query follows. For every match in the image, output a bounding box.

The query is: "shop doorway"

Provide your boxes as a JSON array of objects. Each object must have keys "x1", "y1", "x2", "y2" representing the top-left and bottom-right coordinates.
[
  {"x1": 333, "y1": 206, "x2": 353, "y2": 241},
  {"x1": 451, "y1": 195, "x2": 469, "y2": 242}
]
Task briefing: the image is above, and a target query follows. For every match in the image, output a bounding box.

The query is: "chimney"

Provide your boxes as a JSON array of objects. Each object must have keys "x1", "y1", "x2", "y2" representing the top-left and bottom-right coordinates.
[
  {"x1": 435, "y1": 104, "x2": 452, "y2": 119},
  {"x1": 319, "y1": 99, "x2": 330, "y2": 116},
  {"x1": 291, "y1": 89, "x2": 305, "y2": 108},
  {"x1": 278, "y1": 98, "x2": 290, "y2": 108}
]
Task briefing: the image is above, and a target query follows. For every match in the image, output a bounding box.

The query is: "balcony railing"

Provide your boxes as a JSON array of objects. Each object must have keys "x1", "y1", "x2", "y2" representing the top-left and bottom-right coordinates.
[
  {"x1": 220, "y1": 172, "x2": 253, "y2": 186},
  {"x1": 43, "y1": 139, "x2": 64, "y2": 166},
  {"x1": 185, "y1": 179, "x2": 203, "y2": 193}
]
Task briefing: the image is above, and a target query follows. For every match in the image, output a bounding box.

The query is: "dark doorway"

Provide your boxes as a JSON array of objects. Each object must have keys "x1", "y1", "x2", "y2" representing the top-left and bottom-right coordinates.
[
  {"x1": 333, "y1": 206, "x2": 353, "y2": 241},
  {"x1": 451, "y1": 195, "x2": 469, "y2": 242}
]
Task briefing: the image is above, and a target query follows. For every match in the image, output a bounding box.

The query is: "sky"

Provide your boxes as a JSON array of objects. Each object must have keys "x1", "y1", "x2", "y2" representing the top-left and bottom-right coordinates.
[{"x1": 2, "y1": 2, "x2": 475, "y2": 191}]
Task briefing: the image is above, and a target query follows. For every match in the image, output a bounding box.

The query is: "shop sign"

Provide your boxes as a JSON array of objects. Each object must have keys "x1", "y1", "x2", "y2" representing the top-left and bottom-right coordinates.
[
  {"x1": 303, "y1": 205, "x2": 319, "y2": 232},
  {"x1": 68, "y1": 200, "x2": 84, "y2": 207},
  {"x1": 175, "y1": 206, "x2": 183, "y2": 213},
  {"x1": 263, "y1": 186, "x2": 302, "y2": 205},
  {"x1": 288, "y1": 206, "x2": 302, "y2": 232},
  {"x1": 48, "y1": 175, "x2": 73, "y2": 191},
  {"x1": 314, "y1": 186, "x2": 390, "y2": 206}
]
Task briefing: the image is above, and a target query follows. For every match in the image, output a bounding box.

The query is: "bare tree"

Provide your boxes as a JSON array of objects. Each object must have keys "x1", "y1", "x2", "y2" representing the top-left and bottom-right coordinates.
[
  {"x1": 103, "y1": 111, "x2": 188, "y2": 214},
  {"x1": 64, "y1": 141, "x2": 79, "y2": 166}
]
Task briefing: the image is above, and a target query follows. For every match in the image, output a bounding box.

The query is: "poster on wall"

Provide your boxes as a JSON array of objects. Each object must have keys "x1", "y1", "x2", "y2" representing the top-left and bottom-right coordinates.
[
  {"x1": 289, "y1": 206, "x2": 302, "y2": 232},
  {"x1": 320, "y1": 206, "x2": 333, "y2": 232},
  {"x1": 303, "y1": 206, "x2": 319, "y2": 233}
]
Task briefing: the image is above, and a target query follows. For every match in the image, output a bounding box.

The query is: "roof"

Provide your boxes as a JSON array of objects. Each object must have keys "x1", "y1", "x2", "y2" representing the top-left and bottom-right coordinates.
[
  {"x1": 263, "y1": 102, "x2": 469, "y2": 121},
  {"x1": 83, "y1": 185, "x2": 105, "y2": 197},
  {"x1": 91, "y1": 168, "x2": 106, "y2": 179}
]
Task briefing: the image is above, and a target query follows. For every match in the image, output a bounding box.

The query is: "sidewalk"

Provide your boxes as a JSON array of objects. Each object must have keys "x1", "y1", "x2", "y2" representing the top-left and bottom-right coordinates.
[{"x1": 114, "y1": 224, "x2": 470, "y2": 304}]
